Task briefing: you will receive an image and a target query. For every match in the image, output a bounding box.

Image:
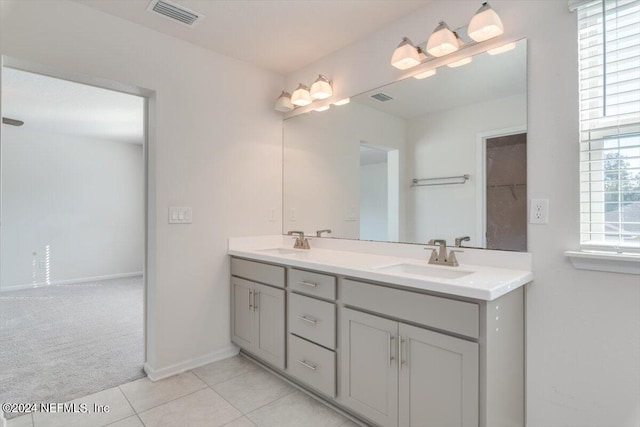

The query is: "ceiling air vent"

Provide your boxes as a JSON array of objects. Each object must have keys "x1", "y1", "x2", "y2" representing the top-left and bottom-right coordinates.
[
  {"x1": 371, "y1": 92, "x2": 393, "y2": 102},
  {"x1": 147, "y1": 0, "x2": 202, "y2": 26}
]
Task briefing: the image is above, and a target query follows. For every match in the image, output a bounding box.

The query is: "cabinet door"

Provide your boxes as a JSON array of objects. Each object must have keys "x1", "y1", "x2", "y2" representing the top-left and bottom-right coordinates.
[
  {"x1": 253, "y1": 282, "x2": 285, "y2": 370},
  {"x1": 231, "y1": 278, "x2": 254, "y2": 350},
  {"x1": 340, "y1": 308, "x2": 398, "y2": 427},
  {"x1": 398, "y1": 323, "x2": 478, "y2": 427}
]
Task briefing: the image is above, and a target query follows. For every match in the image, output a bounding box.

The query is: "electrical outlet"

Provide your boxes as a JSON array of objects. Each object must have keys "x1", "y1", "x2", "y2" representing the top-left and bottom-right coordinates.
[
  {"x1": 268, "y1": 208, "x2": 276, "y2": 222},
  {"x1": 530, "y1": 199, "x2": 549, "y2": 224}
]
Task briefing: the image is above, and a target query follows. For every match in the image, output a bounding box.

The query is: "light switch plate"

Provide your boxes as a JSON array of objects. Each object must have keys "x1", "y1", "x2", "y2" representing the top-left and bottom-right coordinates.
[
  {"x1": 169, "y1": 207, "x2": 192, "y2": 224},
  {"x1": 529, "y1": 199, "x2": 549, "y2": 224}
]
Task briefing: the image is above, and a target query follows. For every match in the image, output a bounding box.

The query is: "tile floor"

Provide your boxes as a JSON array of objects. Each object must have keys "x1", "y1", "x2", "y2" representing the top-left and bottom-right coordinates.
[{"x1": 6, "y1": 355, "x2": 361, "y2": 427}]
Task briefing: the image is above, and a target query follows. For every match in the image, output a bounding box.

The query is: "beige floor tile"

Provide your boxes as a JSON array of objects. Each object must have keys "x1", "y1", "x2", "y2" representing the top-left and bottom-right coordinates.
[
  {"x1": 138, "y1": 388, "x2": 242, "y2": 427},
  {"x1": 192, "y1": 356, "x2": 258, "y2": 387},
  {"x1": 247, "y1": 391, "x2": 347, "y2": 427},
  {"x1": 119, "y1": 372, "x2": 207, "y2": 412},
  {"x1": 106, "y1": 415, "x2": 144, "y2": 427},
  {"x1": 6, "y1": 414, "x2": 33, "y2": 427},
  {"x1": 221, "y1": 417, "x2": 257, "y2": 427},
  {"x1": 212, "y1": 369, "x2": 294, "y2": 414},
  {"x1": 32, "y1": 387, "x2": 134, "y2": 427}
]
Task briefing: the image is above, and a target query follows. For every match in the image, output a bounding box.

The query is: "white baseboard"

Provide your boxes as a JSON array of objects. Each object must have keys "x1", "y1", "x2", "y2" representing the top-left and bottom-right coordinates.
[
  {"x1": 143, "y1": 344, "x2": 240, "y2": 382},
  {"x1": 0, "y1": 272, "x2": 143, "y2": 292}
]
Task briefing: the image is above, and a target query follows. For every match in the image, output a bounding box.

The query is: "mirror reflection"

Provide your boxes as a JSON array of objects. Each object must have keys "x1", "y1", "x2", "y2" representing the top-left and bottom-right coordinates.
[{"x1": 283, "y1": 39, "x2": 527, "y2": 251}]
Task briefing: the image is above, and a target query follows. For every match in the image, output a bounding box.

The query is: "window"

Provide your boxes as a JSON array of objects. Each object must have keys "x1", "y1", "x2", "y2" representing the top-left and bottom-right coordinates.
[{"x1": 577, "y1": 0, "x2": 640, "y2": 252}]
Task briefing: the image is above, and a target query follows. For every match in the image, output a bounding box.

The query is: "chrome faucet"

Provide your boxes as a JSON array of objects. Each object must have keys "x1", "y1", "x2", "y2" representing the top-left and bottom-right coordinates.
[
  {"x1": 455, "y1": 236, "x2": 470, "y2": 247},
  {"x1": 426, "y1": 239, "x2": 460, "y2": 267},
  {"x1": 316, "y1": 229, "x2": 332, "y2": 237},
  {"x1": 287, "y1": 231, "x2": 310, "y2": 249}
]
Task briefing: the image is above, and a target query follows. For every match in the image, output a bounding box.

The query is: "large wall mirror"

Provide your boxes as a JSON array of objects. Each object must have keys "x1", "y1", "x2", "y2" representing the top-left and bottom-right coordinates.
[{"x1": 283, "y1": 39, "x2": 527, "y2": 251}]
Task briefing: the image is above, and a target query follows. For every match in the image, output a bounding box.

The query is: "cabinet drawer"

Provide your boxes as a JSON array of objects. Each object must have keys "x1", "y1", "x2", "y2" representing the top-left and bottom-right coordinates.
[
  {"x1": 289, "y1": 269, "x2": 336, "y2": 300},
  {"x1": 289, "y1": 293, "x2": 336, "y2": 349},
  {"x1": 231, "y1": 258, "x2": 285, "y2": 288},
  {"x1": 288, "y1": 334, "x2": 336, "y2": 398},
  {"x1": 342, "y1": 279, "x2": 479, "y2": 339}
]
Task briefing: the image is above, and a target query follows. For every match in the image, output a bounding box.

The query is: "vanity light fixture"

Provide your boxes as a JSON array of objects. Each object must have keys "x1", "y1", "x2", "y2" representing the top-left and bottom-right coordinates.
[
  {"x1": 333, "y1": 98, "x2": 350, "y2": 106},
  {"x1": 468, "y1": 2, "x2": 504, "y2": 42},
  {"x1": 310, "y1": 75, "x2": 333, "y2": 99},
  {"x1": 413, "y1": 68, "x2": 437, "y2": 80},
  {"x1": 487, "y1": 42, "x2": 516, "y2": 55},
  {"x1": 391, "y1": 37, "x2": 422, "y2": 70},
  {"x1": 426, "y1": 21, "x2": 459, "y2": 57},
  {"x1": 314, "y1": 105, "x2": 330, "y2": 112},
  {"x1": 389, "y1": 2, "x2": 504, "y2": 71},
  {"x1": 447, "y1": 57, "x2": 473, "y2": 68},
  {"x1": 291, "y1": 83, "x2": 313, "y2": 107},
  {"x1": 274, "y1": 91, "x2": 294, "y2": 112}
]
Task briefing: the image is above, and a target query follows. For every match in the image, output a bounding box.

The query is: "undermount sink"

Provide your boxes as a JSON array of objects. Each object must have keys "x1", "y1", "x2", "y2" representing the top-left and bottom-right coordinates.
[
  {"x1": 257, "y1": 248, "x2": 300, "y2": 256},
  {"x1": 374, "y1": 263, "x2": 473, "y2": 279}
]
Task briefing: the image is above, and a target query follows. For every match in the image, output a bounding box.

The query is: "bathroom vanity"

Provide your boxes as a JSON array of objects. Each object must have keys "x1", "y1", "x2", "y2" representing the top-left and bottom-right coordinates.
[{"x1": 228, "y1": 236, "x2": 532, "y2": 427}]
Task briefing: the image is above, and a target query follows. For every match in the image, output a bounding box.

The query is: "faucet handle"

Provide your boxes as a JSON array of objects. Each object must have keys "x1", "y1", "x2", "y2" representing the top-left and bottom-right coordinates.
[{"x1": 316, "y1": 229, "x2": 332, "y2": 237}]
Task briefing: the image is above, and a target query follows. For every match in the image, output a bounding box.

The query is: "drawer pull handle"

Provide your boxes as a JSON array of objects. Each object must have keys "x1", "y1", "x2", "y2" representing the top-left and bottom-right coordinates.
[
  {"x1": 297, "y1": 359, "x2": 317, "y2": 371},
  {"x1": 388, "y1": 334, "x2": 395, "y2": 366},
  {"x1": 297, "y1": 315, "x2": 317, "y2": 325},
  {"x1": 298, "y1": 281, "x2": 317, "y2": 288}
]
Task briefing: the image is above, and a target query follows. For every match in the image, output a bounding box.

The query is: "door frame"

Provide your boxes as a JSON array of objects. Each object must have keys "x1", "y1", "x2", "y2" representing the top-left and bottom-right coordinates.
[
  {"x1": 474, "y1": 126, "x2": 527, "y2": 247},
  {"x1": 0, "y1": 54, "x2": 155, "y2": 365}
]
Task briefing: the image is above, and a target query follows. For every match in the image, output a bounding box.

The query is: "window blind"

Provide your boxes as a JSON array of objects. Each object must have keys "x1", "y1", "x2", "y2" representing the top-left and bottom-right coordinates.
[{"x1": 578, "y1": 0, "x2": 640, "y2": 251}]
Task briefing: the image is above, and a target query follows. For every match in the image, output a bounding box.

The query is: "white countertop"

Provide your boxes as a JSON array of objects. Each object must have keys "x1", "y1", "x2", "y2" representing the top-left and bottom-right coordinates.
[{"x1": 228, "y1": 236, "x2": 533, "y2": 301}]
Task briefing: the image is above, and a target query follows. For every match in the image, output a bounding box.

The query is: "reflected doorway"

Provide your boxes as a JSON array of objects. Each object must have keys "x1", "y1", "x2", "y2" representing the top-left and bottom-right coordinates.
[
  {"x1": 359, "y1": 143, "x2": 399, "y2": 241},
  {"x1": 485, "y1": 133, "x2": 527, "y2": 251}
]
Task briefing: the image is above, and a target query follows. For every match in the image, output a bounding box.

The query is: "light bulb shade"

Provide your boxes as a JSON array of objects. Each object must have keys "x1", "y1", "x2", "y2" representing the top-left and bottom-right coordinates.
[
  {"x1": 487, "y1": 42, "x2": 515, "y2": 55},
  {"x1": 314, "y1": 105, "x2": 330, "y2": 112},
  {"x1": 447, "y1": 57, "x2": 473, "y2": 68},
  {"x1": 413, "y1": 69, "x2": 437, "y2": 80},
  {"x1": 291, "y1": 84, "x2": 313, "y2": 106},
  {"x1": 333, "y1": 98, "x2": 350, "y2": 106},
  {"x1": 310, "y1": 75, "x2": 333, "y2": 99},
  {"x1": 468, "y1": 2, "x2": 504, "y2": 42},
  {"x1": 426, "y1": 22, "x2": 459, "y2": 57},
  {"x1": 391, "y1": 37, "x2": 421, "y2": 70},
  {"x1": 274, "y1": 91, "x2": 294, "y2": 112}
]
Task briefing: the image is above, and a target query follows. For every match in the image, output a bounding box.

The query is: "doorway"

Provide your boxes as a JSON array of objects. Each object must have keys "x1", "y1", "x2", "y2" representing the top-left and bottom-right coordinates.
[
  {"x1": 484, "y1": 133, "x2": 527, "y2": 251},
  {"x1": 0, "y1": 66, "x2": 147, "y2": 410},
  {"x1": 359, "y1": 143, "x2": 400, "y2": 241}
]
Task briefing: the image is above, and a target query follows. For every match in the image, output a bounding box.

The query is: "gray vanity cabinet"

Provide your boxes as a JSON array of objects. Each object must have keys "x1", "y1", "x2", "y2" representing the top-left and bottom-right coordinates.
[
  {"x1": 341, "y1": 307, "x2": 479, "y2": 427},
  {"x1": 231, "y1": 274, "x2": 285, "y2": 370},
  {"x1": 398, "y1": 323, "x2": 478, "y2": 427},
  {"x1": 231, "y1": 259, "x2": 285, "y2": 369},
  {"x1": 230, "y1": 256, "x2": 524, "y2": 427},
  {"x1": 340, "y1": 308, "x2": 399, "y2": 427},
  {"x1": 231, "y1": 278, "x2": 254, "y2": 350},
  {"x1": 252, "y1": 282, "x2": 286, "y2": 369}
]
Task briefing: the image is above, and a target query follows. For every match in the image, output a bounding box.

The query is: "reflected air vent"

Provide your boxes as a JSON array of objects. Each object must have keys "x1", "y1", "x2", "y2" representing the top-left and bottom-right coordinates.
[
  {"x1": 371, "y1": 93, "x2": 393, "y2": 102},
  {"x1": 147, "y1": 0, "x2": 202, "y2": 26}
]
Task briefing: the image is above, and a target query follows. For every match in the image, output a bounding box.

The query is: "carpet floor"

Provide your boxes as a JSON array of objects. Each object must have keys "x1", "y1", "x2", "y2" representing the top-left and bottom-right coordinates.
[{"x1": 0, "y1": 276, "x2": 145, "y2": 418}]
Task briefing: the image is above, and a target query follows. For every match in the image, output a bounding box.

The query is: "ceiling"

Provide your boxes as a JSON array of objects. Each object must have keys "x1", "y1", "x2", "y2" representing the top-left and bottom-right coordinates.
[
  {"x1": 2, "y1": 68, "x2": 144, "y2": 144},
  {"x1": 353, "y1": 40, "x2": 527, "y2": 119},
  {"x1": 72, "y1": 0, "x2": 430, "y2": 74}
]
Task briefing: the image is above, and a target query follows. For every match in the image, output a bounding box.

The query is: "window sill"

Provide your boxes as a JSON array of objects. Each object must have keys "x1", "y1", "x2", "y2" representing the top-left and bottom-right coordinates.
[{"x1": 565, "y1": 250, "x2": 640, "y2": 275}]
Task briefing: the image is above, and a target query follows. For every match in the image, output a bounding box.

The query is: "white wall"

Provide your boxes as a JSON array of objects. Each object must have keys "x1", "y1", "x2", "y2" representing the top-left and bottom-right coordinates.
[
  {"x1": 406, "y1": 94, "x2": 526, "y2": 245},
  {"x1": 1, "y1": 127, "x2": 143, "y2": 290},
  {"x1": 0, "y1": 0, "x2": 283, "y2": 371},
  {"x1": 284, "y1": 101, "x2": 405, "y2": 239},
  {"x1": 285, "y1": 1, "x2": 640, "y2": 426},
  {"x1": 360, "y1": 161, "x2": 388, "y2": 241}
]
